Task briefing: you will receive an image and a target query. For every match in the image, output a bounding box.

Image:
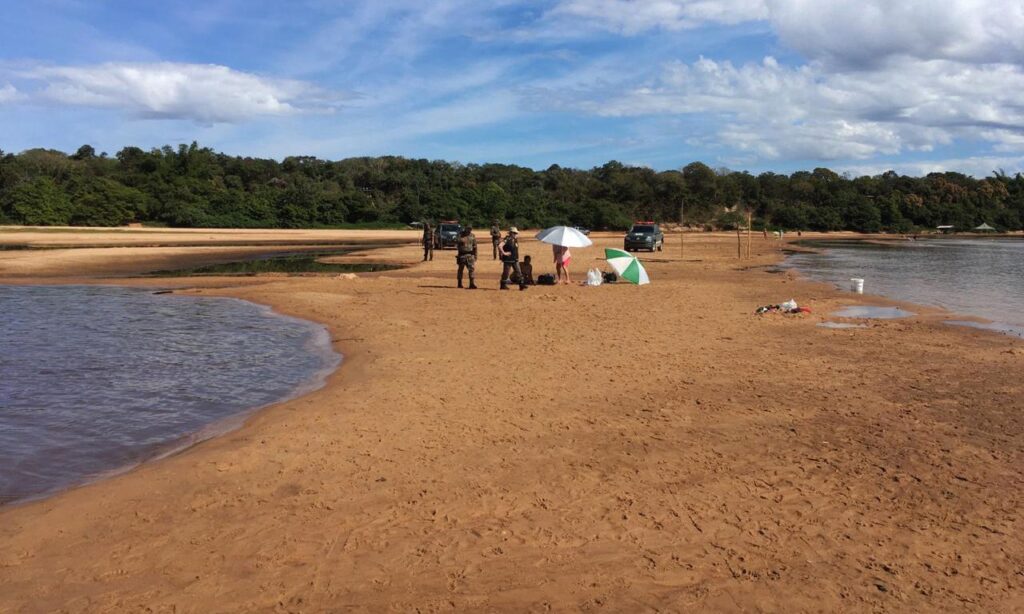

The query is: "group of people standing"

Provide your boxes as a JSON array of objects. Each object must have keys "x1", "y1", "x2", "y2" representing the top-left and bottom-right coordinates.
[{"x1": 420, "y1": 220, "x2": 572, "y2": 290}]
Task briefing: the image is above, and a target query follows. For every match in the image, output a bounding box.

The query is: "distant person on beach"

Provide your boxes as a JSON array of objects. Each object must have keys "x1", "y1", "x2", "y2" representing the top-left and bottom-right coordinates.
[
  {"x1": 422, "y1": 222, "x2": 433, "y2": 261},
  {"x1": 512, "y1": 254, "x2": 534, "y2": 285},
  {"x1": 499, "y1": 227, "x2": 527, "y2": 291},
  {"x1": 490, "y1": 220, "x2": 501, "y2": 260},
  {"x1": 553, "y1": 244, "x2": 572, "y2": 285},
  {"x1": 456, "y1": 226, "x2": 477, "y2": 289}
]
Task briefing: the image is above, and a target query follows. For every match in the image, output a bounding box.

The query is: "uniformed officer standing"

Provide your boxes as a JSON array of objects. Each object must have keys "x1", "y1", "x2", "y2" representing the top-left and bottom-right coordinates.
[
  {"x1": 422, "y1": 222, "x2": 433, "y2": 261},
  {"x1": 489, "y1": 220, "x2": 501, "y2": 260},
  {"x1": 456, "y1": 226, "x2": 478, "y2": 289},
  {"x1": 498, "y1": 227, "x2": 527, "y2": 291}
]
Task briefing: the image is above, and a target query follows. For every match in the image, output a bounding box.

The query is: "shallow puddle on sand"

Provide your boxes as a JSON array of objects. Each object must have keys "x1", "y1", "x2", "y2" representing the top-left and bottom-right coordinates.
[
  {"x1": 817, "y1": 321, "x2": 868, "y2": 329},
  {"x1": 831, "y1": 306, "x2": 914, "y2": 319}
]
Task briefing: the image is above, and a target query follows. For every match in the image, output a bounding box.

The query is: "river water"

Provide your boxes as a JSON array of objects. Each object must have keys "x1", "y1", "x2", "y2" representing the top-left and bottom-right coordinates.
[
  {"x1": 784, "y1": 238, "x2": 1024, "y2": 336},
  {"x1": 0, "y1": 285, "x2": 340, "y2": 504}
]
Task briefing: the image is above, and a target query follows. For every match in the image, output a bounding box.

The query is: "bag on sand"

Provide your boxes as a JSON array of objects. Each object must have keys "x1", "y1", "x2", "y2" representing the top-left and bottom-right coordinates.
[
  {"x1": 602, "y1": 271, "x2": 617, "y2": 283},
  {"x1": 537, "y1": 273, "x2": 556, "y2": 285},
  {"x1": 585, "y1": 268, "x2": 603, "y2": 286}
]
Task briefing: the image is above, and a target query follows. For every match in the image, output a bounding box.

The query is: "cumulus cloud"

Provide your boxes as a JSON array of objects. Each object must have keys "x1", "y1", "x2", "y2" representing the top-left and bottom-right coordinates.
[
  {"x1": 525, "y1": 54, "x2": 1024, "y2": 161},
  {"x1": 546, "y1": 0, "x2": 769, "y2": 34},
  {"x1": 517, "y1": 0, "x2": 1024, "y2": 165},
  {"x1": 547, "y1": 0, "x2": 1024, "y2": 66},
  {"x1": 766, "y1": 0, "x2": 1024, "y2": 67},
  {"x1": 18, "y1": 62, "x2": 340, "y2": 123}
]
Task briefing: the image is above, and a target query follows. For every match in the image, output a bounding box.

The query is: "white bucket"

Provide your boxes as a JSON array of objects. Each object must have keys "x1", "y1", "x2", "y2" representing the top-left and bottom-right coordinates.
[{"x1": 850, "y1": 278, "x2": 864, "y2": 294}]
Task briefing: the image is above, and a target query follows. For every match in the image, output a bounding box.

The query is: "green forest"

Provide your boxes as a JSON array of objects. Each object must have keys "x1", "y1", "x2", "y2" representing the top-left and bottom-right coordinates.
[{"x1": 2, "y1": 142, "x2": 1022, "y2": 232}]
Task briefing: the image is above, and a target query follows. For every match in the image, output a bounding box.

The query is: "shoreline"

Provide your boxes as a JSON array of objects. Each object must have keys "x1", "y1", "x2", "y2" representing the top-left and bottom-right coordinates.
[
  {"x1": 1, "y1": 230, "x2": 1021, "y2": 611},
  {"x1": 0, "y1": 285, "x2": 342, "y2": 509},
  {"x1": 781, "y1": 238, "x2": 1024, "y2": 337}
]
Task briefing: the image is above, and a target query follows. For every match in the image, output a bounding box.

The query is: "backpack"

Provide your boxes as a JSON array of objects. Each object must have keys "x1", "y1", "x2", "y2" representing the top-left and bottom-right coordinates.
[{"x1": 537, "y1": 273, "x2": 556, "y2": 285}]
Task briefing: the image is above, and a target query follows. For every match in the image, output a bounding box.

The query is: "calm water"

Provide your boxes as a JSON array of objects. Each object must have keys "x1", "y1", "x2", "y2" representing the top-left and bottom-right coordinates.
[
  {"x1": 149, "y1": 250, "x2": 403, "y2": 276},
  {"x1": 786, "y1": 238, "x2": 1024, "y2": 335},
  {"x1": 0, "y1": 285, "x2": 340, "y2": 504}
]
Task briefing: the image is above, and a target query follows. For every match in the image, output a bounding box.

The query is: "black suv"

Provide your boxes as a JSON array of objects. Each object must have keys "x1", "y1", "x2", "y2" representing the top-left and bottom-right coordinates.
[
  {"x1": 433, "y1": 222, "x2": 462, "y2": 249},
  {"x1": 624, "y1": 222, "x2": 664, "y2": 252}
]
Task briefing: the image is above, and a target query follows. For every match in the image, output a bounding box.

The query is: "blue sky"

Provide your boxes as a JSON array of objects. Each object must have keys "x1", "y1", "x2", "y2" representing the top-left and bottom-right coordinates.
[{"x1": 2, "y1": 0, "x2": 1023, "y2": 177}]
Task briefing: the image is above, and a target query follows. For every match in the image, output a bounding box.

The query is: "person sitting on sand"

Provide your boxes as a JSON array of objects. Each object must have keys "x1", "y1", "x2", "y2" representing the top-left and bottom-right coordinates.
[{"x1": 511, "y1": 254, "x2": 534, "y2": 285}]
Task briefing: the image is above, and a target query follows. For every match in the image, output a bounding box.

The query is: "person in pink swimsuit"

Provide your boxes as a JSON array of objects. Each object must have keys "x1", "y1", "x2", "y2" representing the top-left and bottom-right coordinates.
[{"x1": 553, "y1": 244, "x2": 572, "y2": 285}]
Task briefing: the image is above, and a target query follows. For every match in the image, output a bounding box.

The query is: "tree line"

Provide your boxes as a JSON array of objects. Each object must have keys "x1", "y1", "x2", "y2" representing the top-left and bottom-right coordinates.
[{"x1": 1, "y1": 142, "x2": 1022, "y2": 232}]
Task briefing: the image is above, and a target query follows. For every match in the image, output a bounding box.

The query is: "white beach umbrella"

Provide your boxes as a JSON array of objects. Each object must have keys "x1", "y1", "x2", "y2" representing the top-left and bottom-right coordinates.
[
  {"x1": 534, "y1": 225, "x2": 593, "y2": 247},
  {"x1": 604, "y1": 248, "x2": 650, "y2": 285}
]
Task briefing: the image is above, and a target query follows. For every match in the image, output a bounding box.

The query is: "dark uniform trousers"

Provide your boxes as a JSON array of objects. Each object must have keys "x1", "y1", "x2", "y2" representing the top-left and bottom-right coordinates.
[
  {"x1": 457, "y1": 235, "x2": 476, "y2": 287},
  {"x1": 458, "y1": 254, "x2": 476, "y2": 286},
  {"x1": 423, "y1": 240, "x2": 433, "y2": 261},
  {"x1": 500, "y1": 260, "x2": 524, "y2": 288},
  {"x1": 499, "y1": 235, "x2": 525, "y2": 289}
]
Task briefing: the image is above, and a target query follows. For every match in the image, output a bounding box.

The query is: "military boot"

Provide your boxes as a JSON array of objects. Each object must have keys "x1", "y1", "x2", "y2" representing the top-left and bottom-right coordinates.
[
  {"x1": 468, "y1": 282, "x2": 478, "y2": 289},
  {"x1": 500, "y1": 281, "x2": 509, "y2": 290}
]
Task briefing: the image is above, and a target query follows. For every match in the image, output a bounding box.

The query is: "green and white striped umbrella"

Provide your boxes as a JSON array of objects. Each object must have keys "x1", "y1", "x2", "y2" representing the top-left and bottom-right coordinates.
[{"x1": 604, "y1": 248, "x2": 650, "y2": 285}]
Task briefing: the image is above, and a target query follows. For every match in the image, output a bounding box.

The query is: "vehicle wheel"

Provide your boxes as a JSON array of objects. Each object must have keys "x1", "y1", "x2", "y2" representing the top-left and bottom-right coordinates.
[{"x1": 657, "y1": 241, "x2": 663, "y2": 252}]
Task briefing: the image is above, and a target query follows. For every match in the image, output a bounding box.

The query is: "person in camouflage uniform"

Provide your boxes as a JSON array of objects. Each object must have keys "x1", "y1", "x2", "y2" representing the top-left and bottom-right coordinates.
[
  {"x1": 422, "y1": 222, "x2": 433, "y2": 261},
  {"x1": 498, "y1": 227, "x2": 527, "y2": 291},
  {"x1": 456, "y1": 226, "x2": 478, "y2": 289},
  {"x1": 489, "y1": 220, "x2": 501, "y2": 260}
]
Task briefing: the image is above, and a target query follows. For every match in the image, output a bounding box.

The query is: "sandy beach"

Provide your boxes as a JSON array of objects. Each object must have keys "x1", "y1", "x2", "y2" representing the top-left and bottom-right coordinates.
[{"x1": 1, "y1": 228, "x2": 1021, "y2": 612}]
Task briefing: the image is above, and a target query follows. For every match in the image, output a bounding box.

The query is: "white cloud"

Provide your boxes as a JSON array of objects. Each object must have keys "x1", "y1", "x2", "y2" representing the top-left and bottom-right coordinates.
[
  {"x1": 981, "y1": 129, "x2": 1024, "y2": 153},
  {"x1": 839, "y1": 155, "x2": 1024, "y2": 179},
  {"x1": 546, "y1": 0, "x2": 769, "y2": 34},
  {"x1": 18, "y1": 62, "x2": 341, "y2": 123},
  {"x1": 524, "y1": 52, "x2": 1024, "y2": 161},
  {"x1": 0, "y1": 83, "x2": 21, "y2": 103},
  {"x1": 766, "y1": 0, "x2": 1024, "y2": 67},
  {"x1": 546, "y1": 0, "x2": 1024, "y2": 66}
]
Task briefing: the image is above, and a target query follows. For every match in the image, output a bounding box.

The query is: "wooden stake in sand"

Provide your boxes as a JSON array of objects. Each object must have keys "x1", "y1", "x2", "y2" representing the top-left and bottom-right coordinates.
[
  {"x1": 679, "y1": 199, "x2": 685, "y2": 259},
  {"x1": 746, "y1": 210, "x2": 752, "y2": 259}
]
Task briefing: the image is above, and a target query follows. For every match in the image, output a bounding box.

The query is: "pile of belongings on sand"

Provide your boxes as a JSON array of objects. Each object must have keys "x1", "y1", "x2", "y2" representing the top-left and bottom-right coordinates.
[{"x1": 755, "y1": 298, "x2": 811, "y2": 315}]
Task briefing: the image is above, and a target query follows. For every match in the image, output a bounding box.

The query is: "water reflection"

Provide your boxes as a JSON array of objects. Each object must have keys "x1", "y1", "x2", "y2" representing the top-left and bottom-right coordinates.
[{"x1": 149, "y1": 250, "x2": 403, "y2": 276}]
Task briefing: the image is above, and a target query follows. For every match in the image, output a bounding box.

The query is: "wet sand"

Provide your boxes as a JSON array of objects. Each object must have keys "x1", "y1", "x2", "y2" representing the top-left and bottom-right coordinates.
[{"x1": 1, "y1": 229, "x2": 1021, "y2": 612}]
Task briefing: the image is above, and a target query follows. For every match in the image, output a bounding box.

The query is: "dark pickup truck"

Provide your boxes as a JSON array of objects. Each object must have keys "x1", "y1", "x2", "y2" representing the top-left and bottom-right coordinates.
[
  {"x1": 433, "y1": 222, "x2": 462, "y2": 250},
  {"x1": 624, "y1": 223, "x2": 664, "y2": 252}
]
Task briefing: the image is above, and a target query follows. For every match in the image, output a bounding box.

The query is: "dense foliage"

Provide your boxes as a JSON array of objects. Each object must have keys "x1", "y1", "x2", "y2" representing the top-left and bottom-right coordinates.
[{"x1": 1, "y1": 143, "x2": 1022, "y2": 231}]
